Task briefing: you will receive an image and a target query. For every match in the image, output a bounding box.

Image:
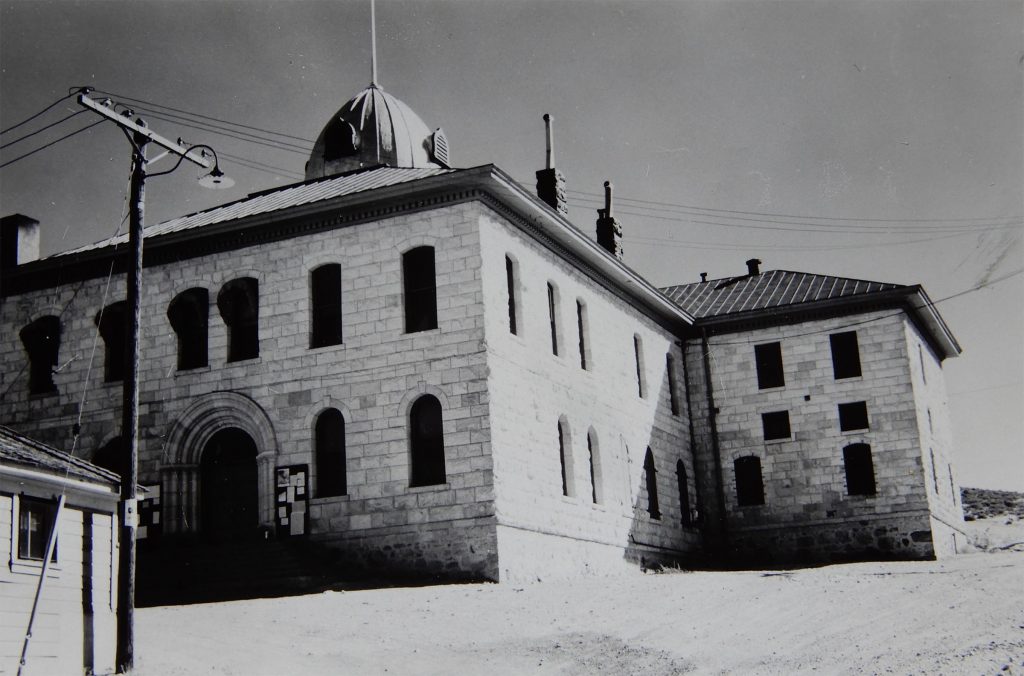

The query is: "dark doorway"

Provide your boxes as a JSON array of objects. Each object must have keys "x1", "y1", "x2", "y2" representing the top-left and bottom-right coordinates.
[{"x1": 200, "y1": 428, "x2": 258, "y2": 539}]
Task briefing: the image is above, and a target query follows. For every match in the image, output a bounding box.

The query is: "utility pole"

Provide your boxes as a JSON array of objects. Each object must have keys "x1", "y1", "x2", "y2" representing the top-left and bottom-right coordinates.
[{"x1": 77, "y1": 93, "x2": 222, "y2": 673}]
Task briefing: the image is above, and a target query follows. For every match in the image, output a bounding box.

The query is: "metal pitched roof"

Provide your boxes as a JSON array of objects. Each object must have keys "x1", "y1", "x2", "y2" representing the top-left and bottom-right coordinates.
[
  {"x1": 0, "y1": 425, "x2": 119, "y2": 486},
  {"x1": 661, "y1": 270, "x2": 903, "y2": 319},
  {"x1": 53, "y1": 166, "x2": 454, "y2": 258}
]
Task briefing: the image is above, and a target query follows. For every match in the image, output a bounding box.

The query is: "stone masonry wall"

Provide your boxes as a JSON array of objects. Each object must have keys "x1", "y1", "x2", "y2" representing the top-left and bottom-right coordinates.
[
  {"x1": 476, "y1": 206, "x2": 701, "y2": 582},
  {"x1": 1, "y1": 201, "x2": 498, "y2": 580},
  {"x1": 686, "y1": 310, "x2": 942, "y2": 563}
]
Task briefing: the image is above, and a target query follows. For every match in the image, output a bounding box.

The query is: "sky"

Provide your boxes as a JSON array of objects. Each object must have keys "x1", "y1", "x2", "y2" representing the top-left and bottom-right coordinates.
[{"x1": 1, "y1": 0, "x2": 1021, "y2": 490}]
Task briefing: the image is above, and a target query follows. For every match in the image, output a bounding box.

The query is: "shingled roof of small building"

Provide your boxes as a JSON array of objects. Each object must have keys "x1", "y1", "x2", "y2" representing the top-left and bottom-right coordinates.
[
  {"x1": 661, "y1": 269, "x2": 903, "y2": 319},
  {"x1": 0, "y1": 425, "x2": 119, "y2": 486}
]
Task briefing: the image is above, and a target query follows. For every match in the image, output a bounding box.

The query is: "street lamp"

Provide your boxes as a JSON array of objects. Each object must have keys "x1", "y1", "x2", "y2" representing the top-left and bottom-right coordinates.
[{"x1": 77, "y1": 91, "x2": 231, "y2": 673}]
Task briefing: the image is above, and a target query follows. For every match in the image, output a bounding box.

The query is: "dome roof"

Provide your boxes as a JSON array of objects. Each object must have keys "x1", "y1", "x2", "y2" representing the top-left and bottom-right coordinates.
[{"x1": 305, "y1": 84, "x2": 449, "y2": 180}]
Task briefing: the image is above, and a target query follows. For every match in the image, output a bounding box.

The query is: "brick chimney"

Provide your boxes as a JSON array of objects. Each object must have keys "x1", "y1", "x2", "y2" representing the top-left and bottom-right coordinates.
[
  {"x1": 746, "y1": 258, "x2": 762, "y2": 276},
  {"x1": 535, "y1": 114, "x2": 567, "y2": 215},
  {"x1": 596, "y1": 181, "x2": 623, "y2": 260},
  {"x1": 1, "y1": 214, "x2": 40, "y2": 270}
]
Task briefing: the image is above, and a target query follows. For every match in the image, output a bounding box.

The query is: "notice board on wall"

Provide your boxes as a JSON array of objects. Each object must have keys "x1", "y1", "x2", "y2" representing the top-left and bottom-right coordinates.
[{"x1": 275, "y1": 464, "x2": 308, "y2": 537}]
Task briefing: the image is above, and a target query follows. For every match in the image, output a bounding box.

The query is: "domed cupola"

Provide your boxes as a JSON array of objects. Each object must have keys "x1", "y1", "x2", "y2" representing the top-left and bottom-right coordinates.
[{"x1": 305, "y1": 83, "x2": 450, "y2": 180}]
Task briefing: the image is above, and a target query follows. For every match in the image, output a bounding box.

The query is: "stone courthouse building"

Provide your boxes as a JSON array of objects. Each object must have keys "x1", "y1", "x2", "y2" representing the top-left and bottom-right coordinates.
[{"x1": 0, "y1": 81, "x2": 967, "y2": 584}]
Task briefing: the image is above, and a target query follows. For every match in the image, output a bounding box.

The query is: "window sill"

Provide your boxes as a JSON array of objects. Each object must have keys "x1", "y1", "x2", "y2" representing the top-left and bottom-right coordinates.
[
  {"x1": 10, "y1": 558, "x2": 61, "y2": 577},
  {"x1": 408, "y1": 482, "x2": 449, "y2": 493},
  {"x1": 310, "y1": 494, "x2": 350, "y2": 505},
  {"x1": 225, "y1": 357, "x2": 262, "y2": 367},
  {"x1": 174, "y1": 364, "x2": 211, "y2": 377},
  {"x1": 764, "y1": 436, "x2": 791, "y2": 444},
  {"x1": 756, "y1": 385, "x2": 786, "y2": 393},
  {"x1": 834, "y1": 375, "x2": 864, "y2": 383},
  {"x1": 840, "y1": 428, "x2": 869, "y2": 435}
]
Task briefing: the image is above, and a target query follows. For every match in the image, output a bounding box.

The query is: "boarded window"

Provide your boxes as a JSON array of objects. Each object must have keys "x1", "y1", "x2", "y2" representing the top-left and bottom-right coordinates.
[
  {"x1": 667, "y1": 354, "x2": 679, "y2": 415},
  {"x1": 410, "y1": 395, "x2": 445, "y2": 487},
  {"x1": 676, "y1": 459, "x2": 691, "y2": 525},
  {"x1": 315, "y1": 409, "x2": 347, "y2": 497},
  {"x1": 843, "y1": 443, "x2": 876, "y2": 496},
  {"x1": 734, "y1": 456, "x2": 765, "y2": 506},
  {"x1": 311, "y1": 264, "x2": 343, "y2": 348},
  {"x1": 644, "y1": 448, "x2": 661, "y2": 519},
  {"x1": 634, "y1": 335, "x2": 646, "y2": 398},
  {"x1": 217, "y1": 278, "x2": 259, "y2": 362},
  {"x1": 587, "y1": 429, "x2": 601, "y2": 503},
  {"x1": 754, "y1": 342, "x2": 785, "y2": 389},
  {"x1": 505, "y1": 255, "x2": 518, "y2": 335},
  {"x1": 18, "y1": 497, "x2": 58, "y2": 562},
  {"x1": 95, "y1": 302, "x2": 127, "y2": 382},
  {"x1": 403, "y1": 247, "x2": 437, "y2": 333},
  {"x1": 830, "y1": 331, "x2": 862, "y2": 380},
  {"x1": 558, "y1": 419, "x2": 573, "y2": 497},
  {"x1": 762, "y1": 410, "x2": 791, "y2": 441},
  {"x1": 838, "y1": 401, "x2": 869, "y2": 431},
  {"x1": 547, "y1": 282, "x2": 559, "y2": 355},
  {"x1": 19, "y1": 315, "x2": 60, "y2": 394},
  {"x1": 167, "y1": 288, "x2": 209, "y2": 370},
  {"x1": 576, "y1": 300, "x2": 589, "y2": 370}
]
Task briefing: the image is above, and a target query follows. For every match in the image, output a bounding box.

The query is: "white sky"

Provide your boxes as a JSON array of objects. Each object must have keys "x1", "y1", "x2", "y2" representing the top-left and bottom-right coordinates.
[{"x1": 1, "y1": 0, "x2": 1021, "y2": 490}]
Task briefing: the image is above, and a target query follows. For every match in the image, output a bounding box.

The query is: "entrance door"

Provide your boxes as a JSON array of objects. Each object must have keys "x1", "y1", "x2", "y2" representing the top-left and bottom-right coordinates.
[{"x1": 200, "y1": 428, "x2": 258, "y2": 539}]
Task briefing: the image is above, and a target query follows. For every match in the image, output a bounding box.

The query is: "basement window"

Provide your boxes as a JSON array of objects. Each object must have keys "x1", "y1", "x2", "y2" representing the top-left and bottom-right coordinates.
[
  {"x1": 167, "y1": 288, "x2": 209, "y2": 370},
  {"x1": 95, "y1": 302, "x2": 127, "y2": 383},
  {"x1": 310, "y1": 264, "x2": 343, "y2": 348},
  {"x1": 403, "y1": 247, "x2": 438, "y2": 333},
  {"x1": 644, "y1": 448, "x2": 661, "y2": 519},
  {"x1": 843, "y1": 443, "x2": 876, "y2": 496},
  {"x1": 761, "y1": 410, "x2": 791, "y2": 441},
  {"x1": 315, "y1": 408, "x2": 347, "y2": 498},
  {"x1": 838, "y1": 401, "x2": 870, "y2": 432},
  {"x1": 829, "y1": 331, "x2": 862, "y2": 380},
  {"x1": 734, "y1": 456, "x2": 765, "y2": 506},
  {"x1": 754, "y1": 342, "x2": 785, "y2": 389},
  {"x1": 19, "y1": 315, "x2": 60, "y2": 395},
  {"x1": 218, "y1": 278, "x2": 259, "y2": 362},
  {"x1": 409, "y1": 395, "x2": 445, "y2": 487}
]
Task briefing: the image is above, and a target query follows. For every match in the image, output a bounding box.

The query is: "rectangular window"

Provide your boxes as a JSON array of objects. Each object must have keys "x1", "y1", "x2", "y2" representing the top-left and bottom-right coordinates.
[
  {"x1": 547, "y1": 283, "x2": 559, "y2": 355},
  {"x1": 576, "y1": 300, "x2": 588, "y2": 370},
  {"x1": 754, "y1": 342, "x2": 785, "y2": 389},
  {"x1": 667, "y1": 354, "x2": 679, "y2": 415},
  {"x1": 838, "y1": 401, "x2": 869, "y2": 431},
  {"x1": 311, "y1": 264, "x2": 343, "y2": 348},
  {"x1": 830, "y1": 331, "x2": 862, "y2": 380},
  {"x1": 843, "y1": 444, "x2": 876, "y2": 496},
  {"x1": 634, "y1": 335, "x2": 645, "y2": 398},
  {"x1": 762, "y1": 410, "x2": 791, "y2": 441},
  {"x1": 506, "y1": 256, "x2": 518, "y2": 335},
  {"x1": 18, "y1": 497, "x2": 58, "y2": 562},
  {"x1": 404, "y1": 247, "x2": 438, "y2": 333},
  {"x1": 735, "y1": 456, "x2": 765, "y2": 506}
]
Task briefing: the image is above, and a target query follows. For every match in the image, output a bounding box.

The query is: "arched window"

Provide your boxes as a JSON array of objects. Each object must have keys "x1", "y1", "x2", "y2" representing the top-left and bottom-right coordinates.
[
  {"x1": 557, "y1": 418, "x2": 573, "y2": 497},
  {"x1": 505, "y1": 255, "x2": 519, "y2": 335},
  {"x1": 92, "y1": 436, "x2": 124, "y2": 479},
  {"x1": 19, "y1": 315, "x2": 60, "y2": 394},
  {"x1": 735, "y1": 456, "x2": 765, "y2": 506},
  {"x1": 676, "y1": 459, "x2": 691, "y2": 525},
  {"x1": 217, "y1": 278, "x2": 259, "y2": 362},
  {"x1": 315, "y1": 409, "x2": 347, "y2": 497},
  {"x1": 95, "y1": 302, "x2": 126, "y2": 382},
  {"x1": 310, "y1": 264, "x2": 343, "y2": 348},
  {"x1": 843, "y1": 443, "x2": 876, "y2": 496},
  {"x1": 323, "y1": 120, "x2": 359, "y2": 161},
  {"x1": 547, "y1": 282, "x2": 560, "y2": 355},
  {"x1": 409, "y1": 395, "x2": 445, "y2": 486},
  {"x1": 587, "y1": 428, "x2": 602, "y2": 503},
  {"x1": 403, "y1": 247, "x2": 437, "y2": 333},
  {"x1": 167, "y1": 288, "x2": 209, "y2": 370},
  {"x1": 644, "y1": 448, "x2": 660, "y2": 519}
]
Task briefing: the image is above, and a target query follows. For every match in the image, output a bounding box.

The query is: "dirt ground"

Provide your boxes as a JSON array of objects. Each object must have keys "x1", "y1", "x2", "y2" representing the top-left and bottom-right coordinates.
[{"x1": 136, "y1": 541, "x2": 1024, "y2": 675}]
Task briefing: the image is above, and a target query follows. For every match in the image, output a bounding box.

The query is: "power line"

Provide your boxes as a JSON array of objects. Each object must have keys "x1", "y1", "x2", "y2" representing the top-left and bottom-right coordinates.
[
  {"x1": 0, "y1": 110, "x2": 86, "y2": 150},
  {"x1": 0, "y1": 119, "x2": 106, "y2": 169},
  {"x1": 125, "y1": 104, "x2": 312, "y2": 152},
  {"x1": 567, "y1": 188, "x2": 1021, "y2": 226},
  {"x1": 0, "y1": 91, "x2": 78, "y2": 136},
  {"x1": 133, "y1": 110, "x2": 309, "y2": 156},
  {"x1": 627, "y1": 230, "x2": 973, "y2": 252}
]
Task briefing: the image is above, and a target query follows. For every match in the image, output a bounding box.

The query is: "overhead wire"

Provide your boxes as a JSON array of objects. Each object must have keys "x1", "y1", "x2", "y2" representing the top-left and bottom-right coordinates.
[
  {"x1": 0, "y1": 91, "x2": 79, "y2": 136},
  {"x1": 0, "y1": 120, "x2": 106, "y2": 169},
  {"x1": 0, "y1": 110, "x2": 87, "y2": 150}
]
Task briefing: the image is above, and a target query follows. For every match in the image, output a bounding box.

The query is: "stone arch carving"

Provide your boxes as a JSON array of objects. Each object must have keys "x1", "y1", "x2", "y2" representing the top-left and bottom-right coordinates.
[{"x1": 161, "y1": 391, "x2": 279, "y2": 534}]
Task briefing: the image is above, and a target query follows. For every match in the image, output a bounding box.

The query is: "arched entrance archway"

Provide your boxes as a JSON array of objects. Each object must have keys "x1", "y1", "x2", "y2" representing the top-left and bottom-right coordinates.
[{"x1": 200, "y1": 428, "x2": 258, "y2": 538}]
